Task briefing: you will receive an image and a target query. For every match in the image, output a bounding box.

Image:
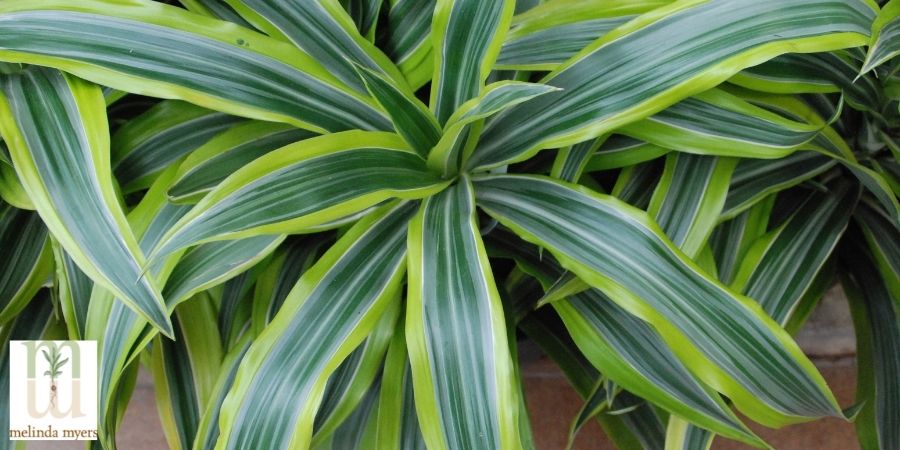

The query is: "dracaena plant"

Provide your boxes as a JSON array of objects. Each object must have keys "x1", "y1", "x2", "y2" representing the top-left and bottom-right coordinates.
[{"x1": 0, "y1": 0, "x2": 898, "y2": 449}]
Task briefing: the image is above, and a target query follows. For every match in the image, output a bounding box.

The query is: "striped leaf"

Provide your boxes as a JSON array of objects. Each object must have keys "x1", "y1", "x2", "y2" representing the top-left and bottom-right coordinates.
[
  {"x1": 722, "y1": 152, "x2": 837, "y2": 221},
  {"x1": 311, "y1": 300, "x2": 399, "y2": 445},
  {"x1": 862, "y1": 0, "x2": 900, "y2": 74},
  {"x1": 169, "y1": 122, "x2": 316, "y2": 203},
  {"x1": 854, "y1": 201, "x2": 900, "y2": 303},
  {"x1": 353, "y1": 64, "x2": 441, "y2": 156},
  {"x1": 0, "y1": 158, "x2": 32, "y2": 210},
  {"x1": 648, "y1": 153, "x2": 736, "y2": 258},
  {"x1": 551, "y1": 138, "x2": 604, "y2": 183},
  {"x1": 0, "y1": 67, "x2": 173, "y2": 336},
  {"x1": 620, "y1": 89, "x2": 823, "y2": 159},
  {"x1": 150, "y1": 295, "x2": 224, "y2": 450},
  {"x1": 341, "y1": 0, "x2": 383, "y2": 38},
  {"x1": 180, "y1": 0, "x2": 254, "y2": 28},
  {"x1": 498, "y1": 0, "x2": 669, "y2": 71},
  {"x1": 406, "y1": 180, "x2": 519, "y2": 450},
  {"x1": 223, "y1": 0, "x2": 405, "y2": 93},
  {"x1": 150, "y1": 131, "x2": 448, "y2": 259},
  {"x1": 112, "y1": 101, "x2": 245, "y2": 194},
  {"x1": 0, "y1": 203, "x2": 50, "y2": 324},
  {"x1": 312, "y1": 380, "x2": 382, "y2": 450},
  {"x1": 194, "y1": 335, "x2": 252, "y2": 450},
  {"x1": 375, "y1": 321, "x2": 427, "y2": 449},
  {"x1": 217, "y1": 202, "x2": 413, "y2": 449},
  {"x1": 51, "y1": 243, "x2": 93, "y2": 340},
  {"x1": 467, "y1": 0, "x2": 875, "y2": 170},
  {"x1": 474, "y1": 174, "x2": 843, "y2": 426},
  {"x1": 0, "y1": 0, "x2": 391, "y2": 133},
  {"x1": 844, "y1": 230, "x2": 900, "y2": 450},
  {"x1": 709, "y1": 196, "x2": 775, "y2": 285},
  {"x1": 585, "y1": 136, "x2": 669, "y2": 172},
  {"x1": 430, "y1": 0, "x2": 516, "y2": 124},
  {"x1": 733, "y1": 183, "x2": 859, "y2": 325},
  {"x1": 379, "y1": 0, "x2": 436, "y2": 89},
  {"x1": 665, "y1": 417, "x2": 715, "y2": 450}
]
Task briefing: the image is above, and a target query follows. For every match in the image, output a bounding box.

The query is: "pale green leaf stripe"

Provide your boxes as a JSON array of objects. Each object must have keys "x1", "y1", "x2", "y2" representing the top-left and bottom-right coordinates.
[
  {"x1": 844, "y1": 239, "x2": 900, "y2": 450},
  {"x1": 0, "y1": 67, "x2": 173, "y2": 336},
  {"x1": 722, "y1": 151, "x2": 837, "y2": 221},
  {"x1": 855, "y1": 201, "x2": 900, "y2": 302},
  {"x1": 406, "y1": 179, "x2": 519, "y2": 450},
  {"x1": 169, "y1": 122, "x2": 315, "y2": 203},
  {"x1": 585, "y1": 135, "x2": 669, "y2": 172},
  {"x1": 341, "y1": 0, "x2": 383, "y2": 38},
  {"x1": 218, "y1": 202, "x2": 413, "y2": 450},
  {"x1": 467, "y1": 0, "x2": 874, "y2": 170},
  {"x1": 52, "y1": 244, "x2": 93, "y2": 340},
  {"x1": 620, "y1": 89, "x2": 822, "y2": 159},
  {"x1": 151, "y1": 131, "x2": 448, "y2": 259},
  {"x1": 354, "y1": 64, "x2": 441, "y2": 156},
  {"x1": 862, "y1": 0, "x2": 900, "y2": 74},
  {"x1": 649, "y1": 154, "x2": 736, "y2": 258},
  {"x1": 733, "y1": 183, "x2": 857, "y2": 325},
  {"x1": 181, "y1": 0, "x2": 254, "y2": 28},
  {"x1": 163, "y1": 235, "x2": 284, "y2": 306},
  {"x1": 226, "y1": 0, "x2": 406, "y2": 93},
  {"x1": 0, "y1": 0, "x2": 391, "y2": 133},
  {"x1": 0, "y1": 203, "x2": 50, "y2": 324},
  {"x1": 430, "y1": 0, "x2": 515, "y2": 124},
  {"x1": 111, "y1": 101, "x2": 245, "y2": 194},
  {"x1": 665, "y1": 417, "x2": 714, "y2": 450},
  {"x1": 380, "y1": 0, "x2": 436, "y2": 89},
  {"x1": 474, "y1": 174, "x2": 842, "y2": 426},
  {"x1": 497, "y1": 0, "x2": 670, "y2": 70}
]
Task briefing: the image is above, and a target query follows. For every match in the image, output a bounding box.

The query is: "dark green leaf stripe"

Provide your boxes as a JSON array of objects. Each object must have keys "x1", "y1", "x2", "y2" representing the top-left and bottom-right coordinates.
[
  {"x1": 225, "y1": 0, "x2": 405, "y2": 93},
  {"x1": 722, "y1": 151, "x2": 837, "y2": 220},
  {"x1": 734, "y1": 183, "x2": 858, "y2": 325},
  {"x1": 648, "y1": 153, "x2": 736, "y2": 258},
  {"x1": 430, "y1": 0, "x2": 515, "y2": 124},
  {"x1": 379, "y1": 0, "x2": 436, "y2": 89},
  {"x1": 151, "y1": 131, "x2": 448, "y2": 259},
  {"x1": 0, "y1": 67, "x2": 173, "y2": 336},
  {"x1": 844, "y1": 236, "x2": 900, "y2": 450},
  {"x1": 0, "y1": 203, "x2": 50, "y2": 323},
  {"x1": 862, "y1": 0, "x2": 900, "y2": 74},
  {"x1": 354, "y1": 64, "x2": 441, "y2": 156},
  {"x1": 0, "y1": 0, "x2": 391, "y2": 133},
  {"x1": 341, "y1": 0, "x2": 383, "y2": 38},
  {"x1": 111, "y1": 100, "x2": 245, "y2": 194},
  {"x1": 467, "y1": 0, "x2": 875, "y2": 170},
  {"x1": 406, "y1": 180, "x2": 519, "y2": 450},
  {"x1": 584, "y1": 135, "x2": 669, "y2": 172},
  {"x1": 497, "y1": 0, "x2": 668, "y2": 70},
  {"x1": 218, "y1": 202, "x2": 413, "y2": 449},
  {"x1": 168, "y1": 122, "x2": 315, "y2": 203},
  {"x1": 474, "y1": 174, "x2": 842, "y2": 426}
]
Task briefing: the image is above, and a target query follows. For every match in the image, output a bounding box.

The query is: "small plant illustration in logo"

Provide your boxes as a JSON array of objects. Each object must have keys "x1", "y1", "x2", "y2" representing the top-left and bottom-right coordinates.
[{"x1": 41, "y1": 344, "x2": 69, "y2": 409}]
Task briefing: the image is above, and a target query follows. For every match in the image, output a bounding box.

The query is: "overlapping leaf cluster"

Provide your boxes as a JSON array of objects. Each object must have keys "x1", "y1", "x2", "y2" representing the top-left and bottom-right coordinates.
[{"x1": 0, "y1": 0, "x2": 897, "y2": 449}]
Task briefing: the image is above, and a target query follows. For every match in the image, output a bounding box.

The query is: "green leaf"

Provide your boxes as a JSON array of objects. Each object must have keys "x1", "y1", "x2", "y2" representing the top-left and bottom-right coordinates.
[
  {"x1": 0, "y1": 67, "x2": 173, "y2": 337},
  {"x1": 0, "y1": 203, "x2": 50, "y2": 324},
  {"x1": 0, "y1": 0, "x2": 391, "y2": 133},
  {"x1": 854, "y1": 201, "x2": 900, "y2": 303},
  {"x1": 497, "y1": 0, "x2": 670, "y2": 71},
  {"x1": 180, "y1": 0, "x2": 254, "y2": 28},
  {"x1": 406, "y1": 180, "x2": 520, "y2": 450},
  {"x1": 193, "y1": 335, "x2": 252, "y2": 450},
  {"x1": 665, "y1": 417, "x2": 715, "y2": 450},
  {"x1": 374, "y1": 321, "x2": 427, "y2": 449},
  {"x1": 648, "y1": 153, "x2": 737, "y2": 259},
  {"x1": 217, "y1": 202, "x2": 413, "y2": 449},
  {"x1": 862, "y1": 0, "x2": 900, "y2": 74},
  {"x1": 223, "y1": 0, "x2": 406, "y2": 93},
  {"x1": 353, "y1": 64, "x2": 441, "y2": 156},
  {"x1": 0, "y1": 158, "x2": 32, "y2": 210},
  {"x1": 551, "y1": 138, "x2": 604, "y2": 183},
  {"x1": 168, "y1": 122, "x2": 315, "y2": 203},
  {"x1": 467, "y1": 0, "x2": 875, "y2": 170},
  {"x1": 150, "y1": 131, "x2": 448, "y2": 259},
  {"x1": 709, "y1": 196, "x2": 775, "y2": 285},
  {"x1": 51, "y1": 242, "x2": 93, "y2": 340},
  {"x1": 430, "y1": 0, "x2": 516, "y2": 124},
  {"x1": 340, "y1": 0, "x2": 383, "y2": 38},
  {"x1": 844, "y1": 229, "x2": 900, "y2": 450},
  {"x1": 584, "y1": 136, "x2": 669, "y2": 172},
  {"x1": 474, "y1": 174, "x2": 843, "y2": 426},
  {"x1": 379, "y1": 0, "x2": 436, "y2": 90},
  {"x1": 733, "y1": 183, "x2": 859, "y2": 325}
]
